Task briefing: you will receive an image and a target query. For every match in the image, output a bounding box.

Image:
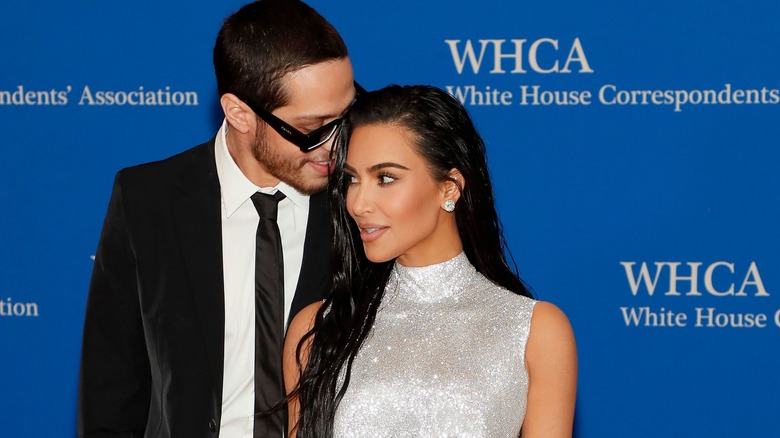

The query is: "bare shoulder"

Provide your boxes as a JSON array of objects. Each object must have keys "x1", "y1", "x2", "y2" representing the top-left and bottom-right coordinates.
[
  {"x1": 522, "y1": 301, "x2": 577, "y2": 437},
  {"x1": 284, "y1": 301, "x2": 324, "y2": 388},
  {"x1": 530, "y1": 302, "x2": 574, "y2": 338},
  {"x1": 287, "y1": 301, "x2": 323, "y2": 342},
  {"x1": 526, "y1": 301, "x2": 577, "y2": 370}
]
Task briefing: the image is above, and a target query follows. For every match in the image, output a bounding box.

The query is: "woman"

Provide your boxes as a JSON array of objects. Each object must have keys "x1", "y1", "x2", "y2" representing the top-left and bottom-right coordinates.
[{"x1": 284, "y1": 85, "x2": 577, "y2": 437}]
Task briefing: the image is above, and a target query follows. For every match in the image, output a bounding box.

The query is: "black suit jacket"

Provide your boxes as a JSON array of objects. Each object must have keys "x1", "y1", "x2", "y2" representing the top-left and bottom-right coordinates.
[{"x1": 78, "y1": 139, "x2": 332, "y2": 437}]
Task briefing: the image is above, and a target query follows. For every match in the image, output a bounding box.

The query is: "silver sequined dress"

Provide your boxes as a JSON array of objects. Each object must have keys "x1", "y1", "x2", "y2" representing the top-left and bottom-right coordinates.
[{"x1": 333, "y1": 253, "x2": 536, "y2": 437}]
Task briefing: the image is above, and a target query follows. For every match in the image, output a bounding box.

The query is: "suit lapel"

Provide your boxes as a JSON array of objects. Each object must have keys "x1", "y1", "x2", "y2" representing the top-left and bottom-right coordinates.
[
  {"x1": 289, "y1": 189, "x2": 332, "y2": 325},
  {"x1": 168, "y1": 142, "x2": 333, "y2": 385},
  {"x1": 171, "y1": 140, "x2": 225, "y2": 398}
]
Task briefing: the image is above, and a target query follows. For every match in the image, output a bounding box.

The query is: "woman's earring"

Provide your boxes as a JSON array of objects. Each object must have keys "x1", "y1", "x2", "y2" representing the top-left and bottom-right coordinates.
[{"x1": 443, "y1": 199, "x2": 456, "y2": 212}]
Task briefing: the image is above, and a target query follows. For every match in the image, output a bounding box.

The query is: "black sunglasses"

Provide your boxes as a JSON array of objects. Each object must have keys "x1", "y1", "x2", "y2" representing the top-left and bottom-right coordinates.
[{"x1": 248, "y1": 81, "x2": 366, "y2": 152}]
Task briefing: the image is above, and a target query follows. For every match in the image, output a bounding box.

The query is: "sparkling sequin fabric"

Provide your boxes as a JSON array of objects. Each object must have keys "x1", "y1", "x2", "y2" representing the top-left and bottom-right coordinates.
[{"x1": 332, "y1": 253, "x2": 536, "y2": 437}]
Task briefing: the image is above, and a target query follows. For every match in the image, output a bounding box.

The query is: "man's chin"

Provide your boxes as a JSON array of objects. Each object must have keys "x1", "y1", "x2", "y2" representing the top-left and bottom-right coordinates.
[{"x1": 286, "y1": 175, "x2": 328, "y2": 195}]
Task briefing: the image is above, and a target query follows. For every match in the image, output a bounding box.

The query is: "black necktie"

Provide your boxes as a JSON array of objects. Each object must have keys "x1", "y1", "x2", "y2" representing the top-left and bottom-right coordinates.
[{"x1": 251, "y1": 191, "x2": 287, "y2": 437}]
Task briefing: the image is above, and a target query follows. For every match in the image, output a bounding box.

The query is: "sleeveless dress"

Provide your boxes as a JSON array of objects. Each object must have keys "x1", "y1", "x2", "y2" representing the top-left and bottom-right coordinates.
[{"x1": 332, "y1": 253, "x2": 536, "y2": 437}]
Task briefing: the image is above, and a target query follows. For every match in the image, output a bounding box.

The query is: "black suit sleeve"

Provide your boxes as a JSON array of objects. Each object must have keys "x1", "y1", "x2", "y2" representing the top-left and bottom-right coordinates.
[{"x1": 78, "y1": 172, "x2": 150, "y2": 437}]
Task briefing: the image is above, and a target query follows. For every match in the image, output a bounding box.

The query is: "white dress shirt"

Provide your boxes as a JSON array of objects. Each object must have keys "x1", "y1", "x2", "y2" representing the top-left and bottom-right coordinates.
[{"x1": 213, "y1": 120, "x2": 309, "y2": 437}]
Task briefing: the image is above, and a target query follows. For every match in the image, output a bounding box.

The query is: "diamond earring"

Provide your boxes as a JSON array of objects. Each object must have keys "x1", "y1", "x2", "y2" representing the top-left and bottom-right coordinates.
[{"x1": 443, "y1": 199, "x2": 456, "y2": 212}]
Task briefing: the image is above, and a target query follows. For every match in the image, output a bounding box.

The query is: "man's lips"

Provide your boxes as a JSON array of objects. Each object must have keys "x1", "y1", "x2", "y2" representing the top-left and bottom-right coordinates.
[{"x1": 307, "y1": 159, "x2": 334, "y2": 175}]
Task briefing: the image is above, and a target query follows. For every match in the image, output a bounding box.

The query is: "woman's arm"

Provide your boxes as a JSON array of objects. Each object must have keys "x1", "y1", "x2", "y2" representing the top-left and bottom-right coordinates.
[
  {"x1": 522, "y1": 301, "x2": 578, "y2": 437},
  {"x1": 283, "y1": 301, "x2": 323, "y2": 438}
]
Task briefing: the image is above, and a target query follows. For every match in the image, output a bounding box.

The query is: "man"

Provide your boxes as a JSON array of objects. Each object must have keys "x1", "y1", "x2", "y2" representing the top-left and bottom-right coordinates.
[{"x1": 77, "y1": 1, "x2": 357, "y2": 436}]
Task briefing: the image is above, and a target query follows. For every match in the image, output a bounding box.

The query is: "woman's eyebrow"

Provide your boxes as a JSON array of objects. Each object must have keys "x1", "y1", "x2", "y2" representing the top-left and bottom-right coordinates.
[{"x1": 343, "y1": 162, "x2": 410, "y2": 173}]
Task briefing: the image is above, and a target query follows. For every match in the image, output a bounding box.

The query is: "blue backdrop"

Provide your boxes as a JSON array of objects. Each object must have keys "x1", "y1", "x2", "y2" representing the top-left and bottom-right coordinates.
[{"x1": 1, "y1": 1, "x2": 778, "y2": 436}]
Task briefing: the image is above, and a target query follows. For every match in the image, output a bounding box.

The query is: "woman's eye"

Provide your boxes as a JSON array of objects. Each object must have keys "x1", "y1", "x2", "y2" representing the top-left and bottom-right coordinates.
[
  {"x1": 348, "y1": 175, "x2": 359, "y2": 184},
  {"x1": 379, "y1": 174, "x2": 395, "y2": 184}
]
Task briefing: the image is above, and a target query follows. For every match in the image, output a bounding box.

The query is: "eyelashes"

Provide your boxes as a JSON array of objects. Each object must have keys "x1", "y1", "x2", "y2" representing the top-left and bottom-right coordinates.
[
  {"x1": 377, "y1": 173, "x2": 396, "y2": 185},
  {"x1": 346, "y1": 172, "x2": 397, "y2": 185}
]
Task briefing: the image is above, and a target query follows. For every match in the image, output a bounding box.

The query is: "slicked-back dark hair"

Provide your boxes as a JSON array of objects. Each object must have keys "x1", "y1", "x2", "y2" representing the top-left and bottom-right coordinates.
[
  {"x1": 213, "y1": 0, "x2": 348, "y2": 112},
  {"x1": 292, "y1": 85, "x2": 532, "y2": 437}
]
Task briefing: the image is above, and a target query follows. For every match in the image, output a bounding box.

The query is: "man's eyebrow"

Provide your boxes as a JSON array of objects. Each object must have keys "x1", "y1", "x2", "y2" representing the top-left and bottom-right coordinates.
[
  {"x1": 289, "y1": 100, "x2": 354, "y2": 122},
  {"x1": 289, "y1": 113, "x2": 338, "y2": 122}
]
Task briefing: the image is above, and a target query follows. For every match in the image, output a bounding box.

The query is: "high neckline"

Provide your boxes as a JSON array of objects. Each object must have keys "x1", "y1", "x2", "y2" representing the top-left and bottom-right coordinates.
[{"x1": 387, "y1": 252, "x2": 475, "y2": 303}]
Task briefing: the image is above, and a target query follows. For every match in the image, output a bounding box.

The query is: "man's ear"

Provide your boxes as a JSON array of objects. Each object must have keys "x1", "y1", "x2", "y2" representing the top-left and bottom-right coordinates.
[{"x1": 220, "y1": 93, "x2": 254, "y2": 135}]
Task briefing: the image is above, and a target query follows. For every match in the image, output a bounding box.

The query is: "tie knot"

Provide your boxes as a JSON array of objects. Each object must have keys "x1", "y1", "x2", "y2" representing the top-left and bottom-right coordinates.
[{"x1": 251, "y1": 191, "x2": 286, "y2": 221}]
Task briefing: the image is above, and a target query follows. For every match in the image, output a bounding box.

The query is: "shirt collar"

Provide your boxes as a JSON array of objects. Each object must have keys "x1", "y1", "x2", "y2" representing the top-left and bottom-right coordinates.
[{"x1": 214, "y1": 119, "x2": 308, "y2": 218}]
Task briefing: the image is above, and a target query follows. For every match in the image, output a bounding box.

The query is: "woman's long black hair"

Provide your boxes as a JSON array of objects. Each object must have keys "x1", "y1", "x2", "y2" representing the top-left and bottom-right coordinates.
[{"x1": 291, "y1": 85, "x2": 532, "y2": 437}]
